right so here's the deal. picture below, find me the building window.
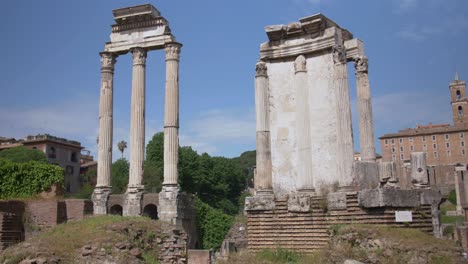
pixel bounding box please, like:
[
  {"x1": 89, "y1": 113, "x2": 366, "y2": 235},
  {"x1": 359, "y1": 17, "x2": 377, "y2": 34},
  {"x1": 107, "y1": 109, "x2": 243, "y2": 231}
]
[
  {"x1": 48, "y1": 147, "x2": 56, "y2": 159},
  {"x1": 432, "y1": 135, "x2": 436, "y2": 141},
  {"x1": 445, "y1": 134, "x2": 449, "y2": 140},
  {"x1": 385, "y1": 139, "x2": 388, "y2": 145},
  {"x1": 399, "y1": 138, "x2": 403, "y2": 144},
  {"x1": 392, "y1": 147, "x2": 396, "y2": 153},
  {"x1": 423, "y1": 144, "x2": 427, "y2": 150},
  {"x1": 409, "y1": 137, "x2": 413, "y2": 143},
  {"x1": 463, "y1": 149, "x2": 466, "y2": 156},
  {"x1": 391, "y1": 139, "x2": 395, "y2": 144},
  {"x1": 433, "y1": 143, "x2": 437, "y2": 149},
  {"x1": 392, "y1": 154, "x2": 396, "y2": 161},
  {"x1": 434, "y1": 151, "x2": 438, "y2": 158},
  {"x1": 400, "y1": 154, "x2": 404, "y2": 160},
  {"x1": 461, "y1": 133, "x2": 464, "y2": 139},
  {"x1": 446, "y1": 142, "x2": 450, "y2": 148},
  {"x1": 400, "y1": 146, "x2": 404, "y2": 152},
  {"x1": 71, "y1": 152, "x2": 78, "y2": 162},
  {"x1": 459, "y1": 106, "x2": 464, "y2": 117},
  {"x1": 422, "y1": 136, "x2": 426, "y2": 142},
  {"x1": 447, "y1": 150, "x2": 451, "y2": 157},
  {"x1": 462, "y1": 141, "x2": 465, "y2": 147},
  {"x1": 410, "y1": 145, "x2": 414, "y2": 151}
]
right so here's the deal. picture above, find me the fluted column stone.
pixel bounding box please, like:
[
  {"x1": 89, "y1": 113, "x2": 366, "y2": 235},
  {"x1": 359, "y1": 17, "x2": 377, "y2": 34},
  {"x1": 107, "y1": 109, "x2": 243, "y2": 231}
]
[
  {"x1": 294, "y1": 55, "x2": 314, "y2": 192},
  {"x1": 410, "y1": 152, "x2": 429, "y2": 188},
  {"x1": 332, "y1": 45, "x2": 355, "y2": 189},
  {"x1": 254, "y1": 61, "x2": 273, "y2": 194},
  {"x1": 124, "y1": 47, "x2": 147, "y2": 216},
  {"x1": 163, "y1": 42, "x2": 182, "y2": 186},
  {"x1": 354, "y1": 56, "x2": 376, "y2": 161},
  {"x1": 92, "y1": 52, "x2": 116, "y2": 215}
]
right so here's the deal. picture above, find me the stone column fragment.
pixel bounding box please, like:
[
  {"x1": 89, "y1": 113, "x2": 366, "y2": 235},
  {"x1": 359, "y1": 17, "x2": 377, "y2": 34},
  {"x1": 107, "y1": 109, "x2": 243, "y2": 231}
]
[
  {"x1": 379, "y1": 161, "x2": 398, "y2": 188},
  {"x1": 332, "y1": 45, "x2": 355, "y2": 189},
  {"x1": 410, "y1": 152, "x2": 429, "y2": 188},
  {"x1": 92, "y1": 52, "x2": 116, "y2": 215},
  {"x1": 163, "y1": 42, "x2": 182, "y2": 186},
  {"x1": 294, "y1": 55, "x2": 314, "y2": 192},
  {"x1": 454, "y1": 167, "x2": 465, "y2": 215},
  {"x1": 124, "y1": 47, "x2": 147, "y2": 216},
  {"x1": 354, "y1": 56, "x2": 376, "y2": 161},
  {"x1": 254, "y1": 61, "x2": 273, "y2": 194}
]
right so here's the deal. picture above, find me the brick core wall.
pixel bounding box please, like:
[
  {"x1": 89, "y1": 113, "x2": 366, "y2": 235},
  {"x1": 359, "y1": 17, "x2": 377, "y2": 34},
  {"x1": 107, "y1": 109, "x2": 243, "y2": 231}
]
[{"x1": 247, "y1": 193, "x2": 434, "y2": 253}]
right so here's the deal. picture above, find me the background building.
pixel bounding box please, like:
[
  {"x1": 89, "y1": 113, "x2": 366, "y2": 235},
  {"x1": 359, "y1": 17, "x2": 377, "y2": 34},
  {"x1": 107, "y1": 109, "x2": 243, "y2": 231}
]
[
  {"x1": 0, "y1": 134, "x2": 82, "y2": 193},
  {"x1": 380, "y1": 74, "x2": 468, "y2": 186}
]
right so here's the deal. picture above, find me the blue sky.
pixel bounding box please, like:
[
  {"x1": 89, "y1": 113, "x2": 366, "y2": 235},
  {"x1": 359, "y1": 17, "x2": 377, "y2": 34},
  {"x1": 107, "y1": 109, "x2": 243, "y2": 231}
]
[{"x1": 1, "y1": 0, "x2": 467, "y2": 159}]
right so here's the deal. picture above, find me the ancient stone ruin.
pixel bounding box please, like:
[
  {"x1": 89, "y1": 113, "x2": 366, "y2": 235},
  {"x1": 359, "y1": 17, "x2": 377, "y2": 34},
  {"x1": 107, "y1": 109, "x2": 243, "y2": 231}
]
[
  {"x1": 91, "y1": 4, "x2": 193, "y2": 232},
  {"x1": 246, "y1": 14, "x2": 442, "y2": 252}
]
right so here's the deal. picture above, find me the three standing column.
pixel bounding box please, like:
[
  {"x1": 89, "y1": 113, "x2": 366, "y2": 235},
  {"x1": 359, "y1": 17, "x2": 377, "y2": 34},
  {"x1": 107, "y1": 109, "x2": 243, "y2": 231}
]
[
  {"x1": 294, "y1": 55, "x2": 314, "y2": 192},
  {"x1": 163, "y1": 42, "x2": 182, "y2": 186},
  {"x1": 354, "y1": 56, "x2": 376, "y2": 161},
  {"x1": 124, "y1": 47, "x2": 147, "y2": 216},
  {"x1": 92, "y1": 52, "x2": 117, "y2": 215},
  {"x1": 254, "y1": 61, "x2": 273, "y2": 194},
  {"x1": 332, "y1": 45, "x2": 355, "y2": 189}
]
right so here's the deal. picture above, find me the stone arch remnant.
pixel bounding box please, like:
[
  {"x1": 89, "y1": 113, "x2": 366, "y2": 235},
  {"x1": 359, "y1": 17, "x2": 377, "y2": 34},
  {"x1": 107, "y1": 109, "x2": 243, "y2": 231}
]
[{"x1": 91, "y1": 4, "x2": 182, "y2": 222}]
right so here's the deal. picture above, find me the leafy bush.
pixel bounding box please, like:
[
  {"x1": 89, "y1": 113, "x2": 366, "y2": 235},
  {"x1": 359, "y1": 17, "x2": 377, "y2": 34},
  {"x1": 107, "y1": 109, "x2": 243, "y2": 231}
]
[
  {"x1": 0, "y1": 146, "x2": 48, "y2": 163},
  {"x1": 194, "y1": 198, "x2": 233, "y2": 249},
  {"x1": 0, "y1": 159, "x2": 64, "y2": 199},
  {"x1": 448, "y1": 189, "x2": 457, "y2": 205}
]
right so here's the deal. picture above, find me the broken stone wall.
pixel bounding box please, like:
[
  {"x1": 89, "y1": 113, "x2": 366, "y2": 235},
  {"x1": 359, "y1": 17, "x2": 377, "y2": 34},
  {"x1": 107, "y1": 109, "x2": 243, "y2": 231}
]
[{"x1": 247, "y1": 192, "x2": 436, "y2": 253}]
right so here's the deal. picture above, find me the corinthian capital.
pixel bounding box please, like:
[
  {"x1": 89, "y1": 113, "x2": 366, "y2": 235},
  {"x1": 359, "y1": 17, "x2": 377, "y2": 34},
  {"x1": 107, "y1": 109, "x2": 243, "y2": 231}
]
[
  {"x1": 294, "y1": 55, "x2": 307, "y2": 73},
  {"x1": 131, "y1": 47, "x2": 147, "y2": 66},
  {"x1": 255, "y1": 61, "x2": 268, "y2": 77},
  {"x1": 165, "y1": 42, "x2": 182, "y2": 61},
  {"x1": 353, "y1": 56, "x2": 368, "y2": 74},
  {"x1": 100, "y1": 52, "x2": 117, "y2": 69},
  {"x1": 332, "y1": 45, "x2": 346, "y2": 65}
]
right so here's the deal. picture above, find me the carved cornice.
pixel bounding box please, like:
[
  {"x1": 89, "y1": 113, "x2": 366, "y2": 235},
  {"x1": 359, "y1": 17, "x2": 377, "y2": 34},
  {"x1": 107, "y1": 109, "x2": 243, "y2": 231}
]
[
  {"x1": 332, "y1": 45, "x2": 346, "y2": 65},
  {"x1": 294, "y1": 55, "x2": 307, "y2": 73},
  {"x1": 99, "y1": 52, "x2": 117, "y2": 69},
  {"x1": 131, "y1": 47, "x2": 147, "y2": 66},
  {"x1": 354, "y1": 56, "x2": 368, "y2": 74},
  {"x1": 165, "y1": 42, "x2": 182, "y2": 61},
  {"x1": 255, "y1": 61, "x2": 268, "y2": 77}
]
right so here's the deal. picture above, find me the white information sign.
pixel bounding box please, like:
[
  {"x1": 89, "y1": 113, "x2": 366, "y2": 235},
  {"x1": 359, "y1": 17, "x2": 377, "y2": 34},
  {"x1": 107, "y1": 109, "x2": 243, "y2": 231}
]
[{"x1": 395, "y1": 211, "x2": 413, "y2": 222}]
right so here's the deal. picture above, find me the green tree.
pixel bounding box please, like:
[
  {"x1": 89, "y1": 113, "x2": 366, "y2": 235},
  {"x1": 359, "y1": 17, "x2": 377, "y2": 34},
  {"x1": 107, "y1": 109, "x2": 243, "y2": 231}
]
[
  {"x1": 0, "y1": 146, "x2": 48, "y2": 163},
  {"x1": 117, "y1": 140, "x2": 127, "y2": 159},
  {"x1": 144, "y1": 132, "x2": 165, "y2": 192},
  {"x1": 111, "y1": 158, "x2": 129, "y2": 193}
]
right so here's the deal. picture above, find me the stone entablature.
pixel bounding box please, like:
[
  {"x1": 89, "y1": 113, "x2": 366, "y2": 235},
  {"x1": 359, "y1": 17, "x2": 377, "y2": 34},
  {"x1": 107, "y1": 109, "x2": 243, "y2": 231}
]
[{"x1": 105, "y1": 4, "x2": 175, "y2": 54}]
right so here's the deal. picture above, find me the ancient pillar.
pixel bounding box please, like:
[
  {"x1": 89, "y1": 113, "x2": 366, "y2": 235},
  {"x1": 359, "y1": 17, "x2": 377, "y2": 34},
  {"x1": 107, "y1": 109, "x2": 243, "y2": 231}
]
[
  {"x1": 379, "y1": 161, "x2": 398, "y2": 188},
  {"x1": 332, "y1": 45, "x2": 355, "y2": 189},
  {"x1": 354, "y1": 56, "x2": 376, "y2": 161},
  {"x1": 163, "y1": 42, "x2": 182, "y2": 186},
  {"x1": 410, "y1": 152, "x2": 429, "y2": 188},
  {"x1": 124, "y1": 47, "x2": 147, "y2": 216},
  {"x1": 454, "y1": 168, "x2": 465, "y2": 215},
  {"x1": 254, "y1": 61, "x2": 273, "y2": 194},
  {"x1": 294, "y1": 55, "x2": 314, "y2": 192},
  {"x1": 92, "y1": 52, "x2": 117, "y2": 215}
]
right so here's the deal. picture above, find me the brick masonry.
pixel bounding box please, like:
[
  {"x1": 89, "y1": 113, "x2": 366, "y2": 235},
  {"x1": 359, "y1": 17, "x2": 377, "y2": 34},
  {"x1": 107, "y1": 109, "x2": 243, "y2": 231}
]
[{"x1": 247, "y1": 193, "x2": 434, "y2": 253}]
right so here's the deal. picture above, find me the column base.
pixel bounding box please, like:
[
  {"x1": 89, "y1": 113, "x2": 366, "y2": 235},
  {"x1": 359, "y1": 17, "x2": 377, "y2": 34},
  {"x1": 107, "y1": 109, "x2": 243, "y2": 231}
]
[
  {"x1": 91, "y1": 186, "x2": 112, "y2": 215},
  {"x1": 338, "y1": 185, "x2": 357, "y2": 193},
  {"x1": 256, "y1": 189, "x2": 274, "y2": 196},
  {"x1": 158, "y1": 185, "x2": 181, "y2": 228},
  {"x1": 123, "y1": 186, "x2": 145, "y2": 216}
]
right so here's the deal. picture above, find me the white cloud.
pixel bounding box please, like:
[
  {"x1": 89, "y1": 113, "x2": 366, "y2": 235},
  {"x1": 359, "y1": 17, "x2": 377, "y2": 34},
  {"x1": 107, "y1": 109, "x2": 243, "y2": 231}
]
[
  {"x1": 397, "y1": 25, "x2": 426, "y2": 41},
  {"x1": 179, "y1": 108, "x2": 256, "y2": 156},
  {"x1": 372, "y1": 91, "x2": 451, "y2": 132}
]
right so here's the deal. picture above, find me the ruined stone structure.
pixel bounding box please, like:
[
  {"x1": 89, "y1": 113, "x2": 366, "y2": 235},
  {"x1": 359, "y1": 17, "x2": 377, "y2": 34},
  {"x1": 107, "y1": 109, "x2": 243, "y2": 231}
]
[
  {"x1": 92, "y1": 4, "x2": 184, "y2": 223},
  {"x1": 246, "y1": 14, "x2": 442, "y2": 252}
]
